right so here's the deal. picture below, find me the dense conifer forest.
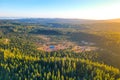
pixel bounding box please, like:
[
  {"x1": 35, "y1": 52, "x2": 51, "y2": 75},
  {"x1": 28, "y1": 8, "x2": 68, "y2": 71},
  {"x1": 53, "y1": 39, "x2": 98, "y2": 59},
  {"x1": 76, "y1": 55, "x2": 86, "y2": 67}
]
[{"x1": 0, "y1": 19, "x2": 120, "y2": 80}]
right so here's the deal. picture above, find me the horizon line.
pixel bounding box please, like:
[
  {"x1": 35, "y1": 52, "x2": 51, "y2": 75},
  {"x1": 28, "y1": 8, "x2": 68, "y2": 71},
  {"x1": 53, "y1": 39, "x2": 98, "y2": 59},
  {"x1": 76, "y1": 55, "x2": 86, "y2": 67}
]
[{"x1": 0, "y1": 16, "x2": 120, "y2": 20}]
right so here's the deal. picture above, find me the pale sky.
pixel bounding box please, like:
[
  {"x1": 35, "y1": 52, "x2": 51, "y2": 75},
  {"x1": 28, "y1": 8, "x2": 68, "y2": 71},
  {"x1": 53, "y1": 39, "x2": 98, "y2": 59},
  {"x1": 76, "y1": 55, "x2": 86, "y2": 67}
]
[{"x1": 0, "y1": 0, "x2": 120, "y2": 20}]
